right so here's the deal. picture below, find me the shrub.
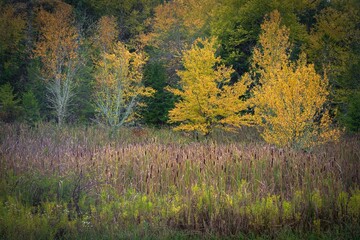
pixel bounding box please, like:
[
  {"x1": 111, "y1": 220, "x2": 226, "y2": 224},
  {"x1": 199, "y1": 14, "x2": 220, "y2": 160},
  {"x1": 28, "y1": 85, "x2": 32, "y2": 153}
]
[
  {"x1": 0, "y1": 83, "x2": 22, "y2": 122},
  {"x1": 22, "y1": 90, "x2": 41, "y2": 125}
]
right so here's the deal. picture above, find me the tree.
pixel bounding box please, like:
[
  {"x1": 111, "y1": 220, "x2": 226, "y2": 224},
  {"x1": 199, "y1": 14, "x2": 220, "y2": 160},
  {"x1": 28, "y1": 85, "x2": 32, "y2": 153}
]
[
  {"x1": 82, "y1": 0, "x2": 161, "y2": 40},
  {"x1": 167, "y1": 37, "x2": 251, "y2": 136},
  {"x1": 307, "y1": 0, "x2": 360, "y2": 131},
  {"x1": 22, "y1": 90, "x2": 41, "y2": 125},
  {"x1": 308, "y1": 0, "x2": 359, "y2": 82},
  {"x1": 93, "y1": 15, "x2": 119, "y2": 53},
  {"x1": 0, "y1": 3, "x2": 26, "y2": 87},
  {"x1": 137, "y1": 0, "x2": 216, "y2": 77},
  {"x1": 33, "y1": 0, "x2": 80, "y2": 126},
  {"x1": 0, "y1": 83, "x2": 22, "y2": 123},
  {"x1": 139, "y1": 0, "x2": 216, "y2": 81},
  {"x1": 247, "y1": 11, "x2": 340, "y2": 148},
  {"x1": 93, "y1": 16, "x2": 154, "y2": 129},
  {"x1": 210, "y1": 0, "x2": 319, "y2": 78},
  {"x1": 141, "y1": 62, "x2": 175, "y2": 126},
  {"x1": 94, "y1": 41, "x2": 154, "y2": 129},
  {"x1": 342, "y1": 90, "x2": 360, "y2": 132}
]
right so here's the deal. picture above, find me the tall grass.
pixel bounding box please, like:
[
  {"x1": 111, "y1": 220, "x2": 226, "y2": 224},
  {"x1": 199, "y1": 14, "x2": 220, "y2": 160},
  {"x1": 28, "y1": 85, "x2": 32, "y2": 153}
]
[{"x1": 0, "y1": 123, "x2": 359, "y2": 239}]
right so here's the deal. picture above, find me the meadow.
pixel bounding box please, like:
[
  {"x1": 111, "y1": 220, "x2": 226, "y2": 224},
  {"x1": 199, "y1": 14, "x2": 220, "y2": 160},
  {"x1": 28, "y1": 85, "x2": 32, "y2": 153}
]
[{"x1": 0, "y1": 123, "x2": 359, "y2": 239}]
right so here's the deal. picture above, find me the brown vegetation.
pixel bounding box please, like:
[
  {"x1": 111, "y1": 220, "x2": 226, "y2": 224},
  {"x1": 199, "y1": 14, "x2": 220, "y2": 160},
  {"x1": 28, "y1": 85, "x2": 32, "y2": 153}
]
[{"x1": 0, "y1": 124, "x2": 359, "y2": 236}]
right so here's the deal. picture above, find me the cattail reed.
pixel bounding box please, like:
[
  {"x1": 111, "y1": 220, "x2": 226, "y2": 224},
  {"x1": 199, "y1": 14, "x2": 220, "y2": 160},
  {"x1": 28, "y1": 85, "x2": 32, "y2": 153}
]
[{"x1": 1, "y1": 124, "x2": 359, "y2": 237}]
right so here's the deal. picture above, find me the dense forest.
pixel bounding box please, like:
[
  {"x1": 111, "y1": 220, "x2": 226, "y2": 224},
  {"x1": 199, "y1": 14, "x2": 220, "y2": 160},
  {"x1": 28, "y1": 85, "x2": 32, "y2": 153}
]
[
  {"x1": 1, "y1": 0, "x2": 359, "y2": 136},
  {"x1": 1, "y1": 0, "x2": 360, "y2": 239}
]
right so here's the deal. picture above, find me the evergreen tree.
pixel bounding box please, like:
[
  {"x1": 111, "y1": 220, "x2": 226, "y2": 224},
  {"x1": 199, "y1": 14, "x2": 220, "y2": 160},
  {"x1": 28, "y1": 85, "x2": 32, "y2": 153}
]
[{"x1": 141, "y1": 62, "x2": 174, "y2": 126}]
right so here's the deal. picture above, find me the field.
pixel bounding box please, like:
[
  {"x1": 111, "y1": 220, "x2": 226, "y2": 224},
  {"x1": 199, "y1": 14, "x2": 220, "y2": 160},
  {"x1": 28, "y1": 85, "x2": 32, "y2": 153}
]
[{"x1": 0, "y1": 123, "x2": 360, "y2": 239}]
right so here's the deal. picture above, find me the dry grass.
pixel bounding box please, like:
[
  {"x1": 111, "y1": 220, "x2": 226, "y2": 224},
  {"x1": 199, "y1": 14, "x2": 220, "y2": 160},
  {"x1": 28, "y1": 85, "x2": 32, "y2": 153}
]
[{"x1": 0, "y1": 123, "x2": 359, "y2": 237}]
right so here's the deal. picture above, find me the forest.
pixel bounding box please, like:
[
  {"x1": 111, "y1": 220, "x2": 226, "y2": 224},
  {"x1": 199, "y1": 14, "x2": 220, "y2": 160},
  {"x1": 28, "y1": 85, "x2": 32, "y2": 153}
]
[{"x1": 0, "y1": 0, "x2": 360, "y2": 239}]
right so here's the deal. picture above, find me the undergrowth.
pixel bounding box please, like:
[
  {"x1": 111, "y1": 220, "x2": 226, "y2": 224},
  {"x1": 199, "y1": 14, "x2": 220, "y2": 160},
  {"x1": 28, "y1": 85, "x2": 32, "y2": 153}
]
[{"x1": 0, "y1": 123, "x2": 359, "y2": 239}]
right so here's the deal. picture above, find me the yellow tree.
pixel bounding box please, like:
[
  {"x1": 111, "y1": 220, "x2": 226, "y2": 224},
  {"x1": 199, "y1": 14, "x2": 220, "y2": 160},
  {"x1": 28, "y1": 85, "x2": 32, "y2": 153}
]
[
  {"x1": 247, "y1": 10, "x2": 340, "y2": 148},
  {"x1": 168, "y1": 37, "x2": 251, "y2": 136},
  {"x1": 93, "y1": 15, "x2": 119, "y2": 53},
  {"x1": 33, "y1": 0, "x2": 80, "y2": 126},
  {"x1": 138, "y1": 0, "x2": 217, "y2": 80},
  {"x1": 94, "y1": 17, "x2": 154, "y2": 128}
]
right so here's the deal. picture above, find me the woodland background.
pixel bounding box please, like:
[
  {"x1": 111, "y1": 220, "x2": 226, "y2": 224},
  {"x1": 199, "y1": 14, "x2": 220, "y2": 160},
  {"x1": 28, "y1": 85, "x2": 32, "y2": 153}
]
[{"x1": 0, "y1": 0, "x2": 359, "y2": 133}]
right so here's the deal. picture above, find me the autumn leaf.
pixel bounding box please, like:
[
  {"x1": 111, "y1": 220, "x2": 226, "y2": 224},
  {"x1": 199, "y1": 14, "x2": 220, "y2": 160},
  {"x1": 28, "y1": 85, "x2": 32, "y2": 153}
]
[
  {"x1": 33, "y1": 0, "x2": 80, "y2": 125},
  {"x1": 94, "y1": 26, "x2": 154, "y2": 127},
  {"x1": 168, "y1": 37, "x2": 251, "y2": 136},
  {"x1": 250, "y1": 10, "x2": 340, "y2": 148}
]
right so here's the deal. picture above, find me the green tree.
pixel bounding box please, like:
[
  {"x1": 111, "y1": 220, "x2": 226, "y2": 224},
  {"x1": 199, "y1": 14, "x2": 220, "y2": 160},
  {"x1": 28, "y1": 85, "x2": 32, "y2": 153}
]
[
  {"x1": 0, "y1": 83, "x2": 22, "y2": 123},
  {"x1": 0, "y1": 3, "x2": 26, "y2": 87},
  {"x1": 22, "y1": 90, "x2": 41, "y2": 125},
  {"x1": 141, "y1": 62, "x2": 174, "y2": 126},
  {"x1": 82, "y1": 0, "x2": 161, "y2": 40},
  {"x1": 210, "y1": 0, "x2": 319, "y2": 77},
  {"x1": 307, "y1": 0, "x2": 360, "y2": 131},
  {"x1": 139, "y1": 0, "x2": 216, "y2": 81},
  {"x1": 340, "y1": 91, "x2": 360, "y2": 132}
]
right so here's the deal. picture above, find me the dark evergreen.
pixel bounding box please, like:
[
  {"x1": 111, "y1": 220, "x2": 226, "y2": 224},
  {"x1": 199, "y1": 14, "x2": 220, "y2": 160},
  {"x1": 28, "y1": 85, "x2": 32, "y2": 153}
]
[{"x1": 141, "y1": 62, "x2": 174, "y2": 126}]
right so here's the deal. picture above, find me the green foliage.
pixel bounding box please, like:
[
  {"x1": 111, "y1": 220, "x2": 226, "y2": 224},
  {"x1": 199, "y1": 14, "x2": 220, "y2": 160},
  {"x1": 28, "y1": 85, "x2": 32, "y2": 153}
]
[
  {"x1": 307, "y1": 0, "x2": 360, "y2": 83},
  {"x1": 13, "y1": 174, "x2": 74, "y2": 206},
  {"x1": 22, "y1": 90, "x2": 41, "y2": 125},
  {"x1": 71, "y1": 57, "x2": 96, "y2": 124},
  {"x1": 210, "y1": 0, "x2": 312, "y2": 76},
  {"x1": 306, "y1": 0, "x2": 360, "y2": 131},
  {"x1": 0, "y1": 83, "x2": 22, "y2": 122},
  {"x1": 83, "y1": 0, "x2": 161, "y2": 40},
  {"x1": 1, "y1": 177, "x2": 360, "y2": 238},
  {"x1": 348, "y1": 190, "x2": 360, "y2": 219},
  {"x1": 340, "y1": 90, "x2": 360, "y2": 132},
  {"x1": 141, "y1": 62, "x2": 174, "y2": 126},
  {"x1": 0, "y1": 3, "x2": 26, "y2": 87},
  {"x1": 25, "y1": 60, "x2": 51, "y2": 120}
]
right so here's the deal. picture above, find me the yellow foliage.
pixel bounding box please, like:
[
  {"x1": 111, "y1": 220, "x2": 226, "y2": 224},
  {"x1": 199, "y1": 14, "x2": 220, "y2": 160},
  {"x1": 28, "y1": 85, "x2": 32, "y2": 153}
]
[
  {"x1": 33, "y1": 0, "x2": 79, "y2": 82},
  {"x1": 152, "y1": 0, "x2": 216, "y2": 36},
  {"x1": 348, "y1": 190, "x2": 360, "y2": 219},
  {"x1": 249, "y1": 11, "x2": 340, "y2": 148},
  {"x1": 94, "y1": 41, "x2": 154, "y2": 127},
  {"x1": 138, "y1": 0, "x2": 218, "y2": 78},
  {"x1": 168, "y1": 37, "x2": 251, "y2": 135},
  {"x1": 248, "y1": 194, "x2": 280, "y2": 226},
  {"x1": 93, "y1": 15, "x2": 119, "y2": 53},
  {"x1": 282, "y1": 200, "x2": 293, "y2": 220}
]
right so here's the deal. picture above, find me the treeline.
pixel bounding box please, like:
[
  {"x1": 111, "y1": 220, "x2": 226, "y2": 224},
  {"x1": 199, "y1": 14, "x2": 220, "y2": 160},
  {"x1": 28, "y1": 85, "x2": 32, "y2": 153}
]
[{"x1": 0, "y1": 0, "x2": 359, "y2": 136}]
